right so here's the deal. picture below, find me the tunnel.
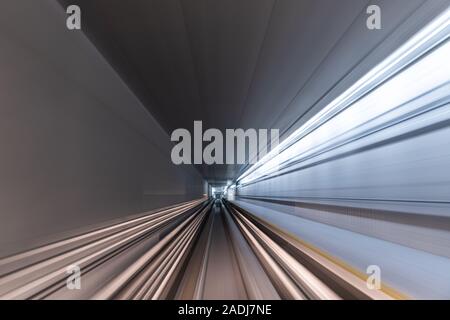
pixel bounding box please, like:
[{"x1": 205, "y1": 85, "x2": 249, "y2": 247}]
[{"x1": 0, "y1": 0, "x2": 450, "y2": 301}]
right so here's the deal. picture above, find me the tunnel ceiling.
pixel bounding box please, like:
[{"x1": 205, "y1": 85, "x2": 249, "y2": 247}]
[{"x1": 57, "y1": 0, "x2": 379, "y2": 184}]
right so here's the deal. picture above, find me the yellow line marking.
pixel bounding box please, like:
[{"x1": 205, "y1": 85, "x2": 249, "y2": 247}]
[{"x1": 237, "y1": 206, "x2": 409, "y2": 300}]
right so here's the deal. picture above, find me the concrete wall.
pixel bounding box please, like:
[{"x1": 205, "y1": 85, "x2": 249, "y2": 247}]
[{"x1": 0, "y1": 1, "x2": 204, "y2": 256}]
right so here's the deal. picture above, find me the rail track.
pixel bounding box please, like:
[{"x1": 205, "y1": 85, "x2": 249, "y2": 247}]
[{"x1": 0, "y1": 198, "x2": 396, "y2": 300}]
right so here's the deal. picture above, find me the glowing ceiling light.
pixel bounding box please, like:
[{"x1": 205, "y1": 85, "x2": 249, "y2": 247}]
[{"x1": 237, "y1": 9, "x2": 450, "y2": 186}]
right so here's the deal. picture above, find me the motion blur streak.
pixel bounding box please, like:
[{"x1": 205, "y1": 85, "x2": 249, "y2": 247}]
[
  {"x1": 238, "y1": 9, "x2": 450, "y2": 185},
  {"x1": 232, "y1": 9, "x2": 450, "y2": 299},
  {"x1": 1, "y1": 1, "x2": 450, "y2": 300},
  {"x1": 0, "y1": 199, "x2": 396, "y2": 300}
]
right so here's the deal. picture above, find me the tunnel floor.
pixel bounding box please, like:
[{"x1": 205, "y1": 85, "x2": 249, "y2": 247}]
[{"x1": 0, "y1": 198, "x2": 410, "y2": 300}]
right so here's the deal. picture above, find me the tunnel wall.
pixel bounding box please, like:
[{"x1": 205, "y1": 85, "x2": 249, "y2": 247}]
[
  {"x1": 0, "y1": 1, "x2": 204, "y2": 256},
  {"x1": 236, "y1": 1, "x2": 450, "y2": 203},
  {"x1": 234, "y1": 0, "x2": 450, "y2": 277}
]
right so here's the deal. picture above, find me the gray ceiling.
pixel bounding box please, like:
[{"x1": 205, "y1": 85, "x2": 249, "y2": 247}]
[{"x1": 58, "y1": 0, "x2": 433, "y2": 184}]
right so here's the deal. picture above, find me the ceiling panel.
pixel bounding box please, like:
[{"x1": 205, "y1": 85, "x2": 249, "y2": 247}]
[{"x1": 58, "y1": 0, "x2": 438, "y2": 184}]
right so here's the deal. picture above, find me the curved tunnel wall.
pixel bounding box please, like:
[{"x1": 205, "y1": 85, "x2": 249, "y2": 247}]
[
  {"x1": 0, "y1": 1, "x2": 205, "y2": 256},
  {"x1": 232, "y1": 3, "x2": 450, "y2": 299},
  {"x1": 233, "y1": 40, "x2": 450, "y2": 298}
]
